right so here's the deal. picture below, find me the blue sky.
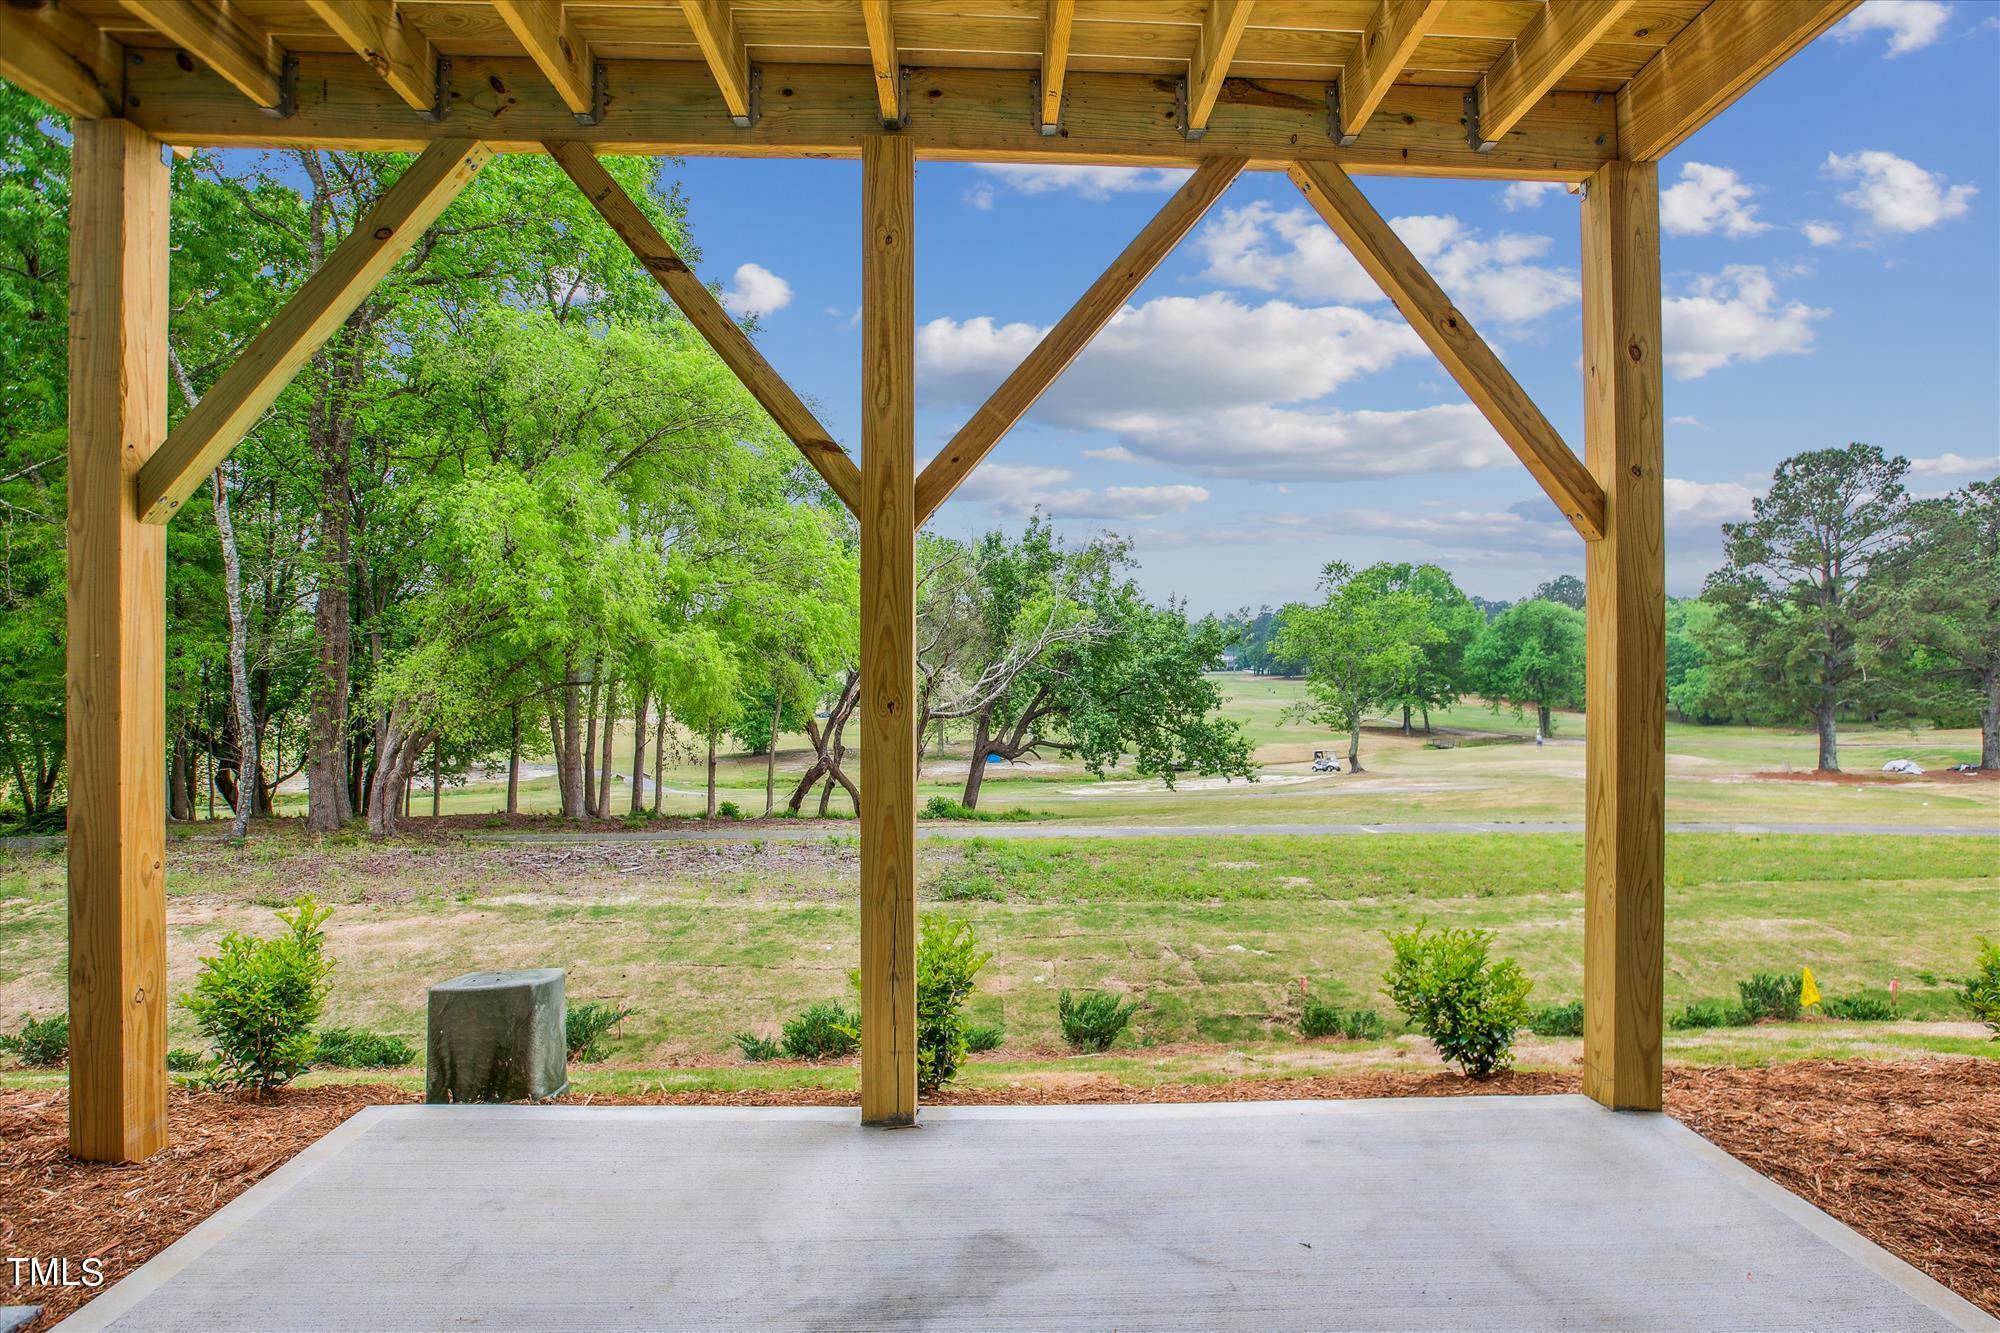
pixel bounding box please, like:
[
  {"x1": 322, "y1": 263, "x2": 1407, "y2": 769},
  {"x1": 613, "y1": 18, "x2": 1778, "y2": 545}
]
[{"x1": 664, "y1": 0, "x2": 1999, "y2": 613}]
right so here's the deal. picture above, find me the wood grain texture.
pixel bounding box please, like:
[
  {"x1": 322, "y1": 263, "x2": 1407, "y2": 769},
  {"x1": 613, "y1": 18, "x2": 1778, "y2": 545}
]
[
  {"x1": 119, "y1": 53, "x2": 1619, "y2": 179},
  {"x1": 1288, "y1": 161, "x2": 1605, "y2": 540},
  {"x1": 0, "y1": 2, "x2": 125, "y2": 120},
  {"x1": 1186, "y1": 0, "x2": 1255, "y2": 131},
  {"x1": 304, "y1": 0, "x2": 438, "y2": 113},
  {"x1": 679, "y1": 0, "x2": 754, "y2": 121},
  {"x1": 545, "y1": 140, "x2": 860, "y2": 511},
  {"x1": 492, "y1": 0, "x2": 596, "y2": 114},
  {"x1": 136, "y1": 139, "x2": 491, "y2": 525},
  {"x1": 1040, "y1": 0, "x2": 1075, "y2": 128},
  {"x1": 1581, "y1": 159, "x2": 1665, "y2": 1114},
  {"x1": 860, "y1": 0, "x2": 902, "y2": 123},
  {"x1": 859, "y1": 134, "x2": 918, "y2": 1127},
  {"x1": 1336, "y1": 0, "x2": 1444, "y2": 138},
  {"x1": 118, "y1": 0, "x2": 288, "y2": 108},
  {"x1": 67, "y1": 118, "x2": 171, "y2": 1163},
  {"x1": 1617, "y1": 0, "x2": 1857, "y2": 161},
  {"x1": 916, "y1": 155, "x2": 1246, "y2": 523},
  {"x1": 1473, "y1": 0, "x2": 1636, "y2": 148}
]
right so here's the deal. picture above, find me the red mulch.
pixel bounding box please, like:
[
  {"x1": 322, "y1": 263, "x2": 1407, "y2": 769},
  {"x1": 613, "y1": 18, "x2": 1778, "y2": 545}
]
[
  {"x1": 3, "y1": 1060, "x2": 1993, "y2": 1327},
  {"x1": 1753, "y1": 767, "x2": 1998, "y2": 785}
]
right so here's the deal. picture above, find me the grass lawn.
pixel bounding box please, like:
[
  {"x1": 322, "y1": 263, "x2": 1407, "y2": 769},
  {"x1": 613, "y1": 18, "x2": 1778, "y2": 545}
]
[{"x1": 3, "y1": 831, "x2": 1992, "y2": 1092}]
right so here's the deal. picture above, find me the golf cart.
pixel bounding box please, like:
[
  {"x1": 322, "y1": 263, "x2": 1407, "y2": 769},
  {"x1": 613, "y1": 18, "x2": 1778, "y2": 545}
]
[{"x1": 1311, "y1": 750, "x2": 1342, "y2": 774}]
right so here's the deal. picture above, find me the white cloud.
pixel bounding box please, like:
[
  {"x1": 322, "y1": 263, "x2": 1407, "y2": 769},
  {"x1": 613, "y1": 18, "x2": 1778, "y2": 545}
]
[
  {"x1": 965, "y1": 182, "x2": 997, "y2": 211},
  {"x1": 1502, "y1": 181, "x2": 1564, "y2": 211},
  {"x1": 1663, "y1": 478, "x2": 1757, "y2": 527},
  {"x1": 1824, "y1": 150, "x2": 1977, "y2": 233},
  {"x1": 1083, "y1": 445, "x2": 1139, "y2": 463},
  {"x1": 950, "y1": 462, "x2": 1209, "y2": 519},
  {"x1": 1802, "y1": 220, "x2": 1844, "y2": 247},
  {"x1": 1834, "y1": 0, "x2": 1950, "y2": 55},
  {"x1": 719, "y1": 262, "x2": 792, "y2": 318},
  {"x1": 971, "y1": 164, "x2": 1191, "y2": 203},
  {"x1": 1661, "y1": 162, "x2": 1771, "y2": 237},
  {"x1": 1197, "y1": 202, "x2": 1577, "y2": 324},
  {"x1": 1662, "y1": 265, "x2": 1827, "y2": 379},
  {"x1": 1669, "y1": 415, "x2": 1705, "y2": 428},
  {"x1": 1907, "y1": 452, "x2": 1998, "y2": 478}
]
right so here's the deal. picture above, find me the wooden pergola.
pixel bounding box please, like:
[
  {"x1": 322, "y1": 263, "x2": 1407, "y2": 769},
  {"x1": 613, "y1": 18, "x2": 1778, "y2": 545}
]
[{"x1": 5, "y1": 0, "x2": 1855, "y2": 1159}]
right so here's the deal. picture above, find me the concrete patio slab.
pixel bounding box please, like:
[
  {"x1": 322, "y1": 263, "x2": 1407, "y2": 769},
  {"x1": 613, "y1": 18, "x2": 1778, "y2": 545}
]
[{"x1": 62, "y1": 1096, "x2": 1992, "y2": 1331}]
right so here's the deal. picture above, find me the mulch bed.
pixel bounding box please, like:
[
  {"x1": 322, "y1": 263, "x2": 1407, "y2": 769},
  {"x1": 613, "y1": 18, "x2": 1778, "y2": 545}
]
[
  {"x1": 3, "y1": 1059, "x2": 1993, "y2": 1327},
  {"x1": 1752, "y1": 767, "x2": 1998, "y2": 785}
]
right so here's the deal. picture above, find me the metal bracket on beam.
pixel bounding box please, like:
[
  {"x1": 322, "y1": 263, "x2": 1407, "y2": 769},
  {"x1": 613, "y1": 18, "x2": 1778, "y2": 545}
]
[
  {"x1": 1176, "y1": 76, "x2": 1203, "y2": 141},
  {"x1": 428, "y1": 55, "x2": 452, "y2": 123},
  {"x1": 734, "y1": 66, "x2": 760, "y2": 129},
  {"x1": 1326, "y1": 83, "x2": 1357, "y2": 147},
  {"x1": 266, "y1": 53, "x2": 299, "y2": 120},
  {"x1": 1464, "y1": 89, "x2": 1497, "y2": 153},
  {"x1": 1029, "y1": 74, "x2": 1065, "y2": 136},
  {"x1": 574, "y1": 60, "x2": 609, "y2": 127}
]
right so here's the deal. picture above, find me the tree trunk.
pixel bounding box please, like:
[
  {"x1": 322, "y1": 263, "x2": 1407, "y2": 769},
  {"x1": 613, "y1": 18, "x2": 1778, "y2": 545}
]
[
  {"x1": 1421, "y1": 705, "x2": 1432, "y2": 734},
  {"x1": 817, "y1": 775, "x2": 835, "y2": 817},
  {"x1": 1815, "y1": 703, "x2": 1840, "y2": 772},
  {"x1": 651, "y1": 714, "x2": 666, "y2": 816},
  {"x1": 1401, "y1": 704, "x2": 1412, "y2": 735},
  {"x1": 169, "y1": 734, "x2": 191, "y2": 822},
  {"x1": 506, "y1": 708, "x2": 521, "y2": 815},
  {"x1": 212, "y1": 469, "x2": 258, "y2": 840},
  {"x1": 764, "y1": 691, "x2": 781, "y2": 816},
  {"x1": 597, "y1": 678, "x2": 617, "y2": 817},
  {"x1": 706, "y1": 733, "x2": 719, "y2": 818},
  {"x1": 305, "y1": 423, "x2": 353, "y2": 832},
  {"x1": 630, "y1": 688, "x2": 650, "y2": 815},
  {"x1": 430, "y1": 739, "x2": 441, "y2": 817},
  {"x1": 1983, "y1": 670, "x2": 2000, "y2": 770},
  {"x1": 1347, "y1": 717, "x2": 1364, "y2": 774},
  {"x1": 1538, "y1": 703, "x2": 1553, "y2": 739},
  {"x1": 582, "y1": 671, "x2": 601, "y2": 819},
  {"x1": 561, "y1": 668, "x2": 586, "y2": 818},
  {"x1": 960, "y1": 713, "x2": 992, "y2": 809}
]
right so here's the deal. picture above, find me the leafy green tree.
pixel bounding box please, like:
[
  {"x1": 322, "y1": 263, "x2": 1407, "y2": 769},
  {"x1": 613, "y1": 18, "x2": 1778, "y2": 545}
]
[
  {"x1": 1275, "y1": 562, "x2": 1442, "y2": 772},
  {"x1": 1352, "y1": 563, "x2": 1483, "y2": 732},
  {"x1": 1532, "y1": 574, "x2": 1586, "y2": 610},
  {"x1": 1465, "y1": 599, "x2": 1586, "y2": 737},
  {"x1": 1704, "y1": 444, "x2": 1911, "y2": 771},
  {"x1": 1885, "y1": 480, "x2": 2000, "y2": 766}
]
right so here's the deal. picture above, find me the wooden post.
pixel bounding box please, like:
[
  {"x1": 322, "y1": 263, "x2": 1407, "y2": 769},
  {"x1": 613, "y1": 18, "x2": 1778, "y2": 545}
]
[
  {"x1": 858, "y1": 133, "x2": 918, "y2": 1127},
  {"x1": 67, "y1": 119, "x2": 171, "y2": 1162},
  {"x1": 1580, "y1": 159, "x2": 1665, "y2": 1113}
]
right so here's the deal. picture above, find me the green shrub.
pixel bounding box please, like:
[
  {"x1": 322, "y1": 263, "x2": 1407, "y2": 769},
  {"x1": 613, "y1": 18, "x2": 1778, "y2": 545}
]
[
  {"x1": 313, "y1": 1027, "x2": 416, "y2": 1068},
  {"x1": 932, "y1": 864, "x2": 1005, "y2": 902},
  {"x1": 1668, "y1": 999, "x2": 1743, "y2": 1030},
  {"x1": 1057, "y1": 988, "x2": 1137, "y2": 1052},
  {"x1": 0, "y1": 1012, "x2": 68, "y2": 1067},
  {"x1": 182, "y1": 897, "x2": 335, "y2": 1092},
  {"x1": 1737, "y1": 971, "x2": 1803, "y2": 1022},
  {"x1": 782, "y1": 1001, "x2": 860, "y2": 1060},
  {"x1": 1339, "y1": 1008, "x2": 1386, "y2": 1040},
  {"x1": 921, "y1": 796, "x2": 969, "y2": 820},
  {"x1": 717, "y1": 800, "x2": 744, "y2": 820},
  {"x1": 916, "y1": 915, "x2": 991, "y2": 1090},
  {"x1": 565, "y1": 1001, "x2": 634, "y2": 1062},
  {"x1": 1820, "y1": 994, "x2": 1896, "y2": 1022},
  {"x1": 1965, "y1": 937, "x2": 2000, "y2": 1038},
  {"x1": 734, "y1": 1032, "x2": 782, "y2": 1061},
  {"x1": 165, "y1": 1046, "x2": 207, "y2": 1073},
  {"x1": 1528, "y1": 1000, "x2": 1585, "y2": 1038},
  {"x1": 964, "y1": 1023, "x2": 1004, "y2": 1054},
  {"x1": 1299, "y1": 992, "x2": 1345, "y2": 1039},
  {"x1": 1381, "y1": 921, "x2": 1532, "y2": 1079}
]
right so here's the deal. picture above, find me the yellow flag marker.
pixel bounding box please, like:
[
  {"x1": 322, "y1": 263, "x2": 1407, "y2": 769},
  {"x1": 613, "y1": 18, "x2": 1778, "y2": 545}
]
[{"x1": 1800, "y1": 967, "x2": 1821, "y2": 1008}]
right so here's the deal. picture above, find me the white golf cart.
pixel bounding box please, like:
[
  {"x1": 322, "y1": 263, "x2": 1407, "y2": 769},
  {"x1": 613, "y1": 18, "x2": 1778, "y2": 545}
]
[{"x1": 1310, "y1": 750, "x2": 1342, "y2": 774}]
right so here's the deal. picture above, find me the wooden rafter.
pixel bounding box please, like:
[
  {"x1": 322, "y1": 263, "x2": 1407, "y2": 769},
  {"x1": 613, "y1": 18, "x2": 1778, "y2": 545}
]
[
  {"x1": 860, "y1": 0, "x2": 903, "y2": 126},
  {"x1": 679, "y1": 0, "x2": 755, "y2": 126},
  {"x1": 137, "y1": 140, "x2": 493, "y2": 525},
  {"x1": 1288, "y1": 160, "x2": 1606, "y2": 541},
  {"x1": 915, "y1": 156, "x2": 1247, "y2": 523},
  {"x1": 1619, "y1": 0, "x2": 1859, "y2": 161},
  {"x1": 303, "y1": 0, "x2": 437, "y2": 116},
  {"x1": 545, "y1": 141, "x2": 861, "y2": 514},
  {"x1": 1334, "y1": 0, "x2": 1445, "y2": 144},
  {"x1": 0, "y1": 2, "x2": 124, "y2": 121},
  {"x1": 1471, "y1": 0, "x2": 1637, "y2": 151},
  {"x1": 1184, "y1": 0, "x2": 1255, "y2": 136},
  {"x1": 117, "y1": 0, "x2": 288, "y2": 110},
  {"x1": 1039, "y1": 0, "x2": 1075, "y2": 133},
  {"x1": 492, "y1": 0, "x2": 596, "y2": 118}
]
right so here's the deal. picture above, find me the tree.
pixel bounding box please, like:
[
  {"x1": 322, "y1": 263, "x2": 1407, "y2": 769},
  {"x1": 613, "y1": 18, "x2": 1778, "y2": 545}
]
[
  {"x1": 1465, "y1": 600, "x2": 1585, "y2": 737},
  {"x1": 1352, "y1": 563, "x2": 1483, "y2": 732},
  {"x1": 1704, "y1": 444, "x2": 1911, "y2": 771},
  {"x1": 1275, "y1": 562, "x2": 1442, "y2": 773},
  {"x1": 1532, "y1": 574, "x2": 1586, "y2": 610},
  {"x1": 1888, "y1": 480, "x2": 2000, "y2": 767}
]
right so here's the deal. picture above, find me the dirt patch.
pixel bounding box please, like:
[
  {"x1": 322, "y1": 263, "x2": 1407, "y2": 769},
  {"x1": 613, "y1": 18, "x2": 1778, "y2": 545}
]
[
  {"x1": 1753, "y1": 767, "x2": 1997, "y2": 785},
  {"x1": 4, "y1": 1059, "x2": 1993, "y2": 1325}
]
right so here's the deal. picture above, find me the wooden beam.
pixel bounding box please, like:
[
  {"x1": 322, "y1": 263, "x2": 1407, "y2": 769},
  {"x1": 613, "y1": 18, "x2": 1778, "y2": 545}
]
[
  {"x1": 0, "y1": 2, "x2": 124, "y2": 121},
  {"x1": 1039, "y1": 0, "x2": 1075, "y2": 132},
  {"x1": 860, "y1": 0, "x2": 903, "y2": 126},
  {"x1": 1288, "y1": 160, "x2": 1605, "y2": 540},
  {"x1": 678, "y1": 0, "x2": 754, "y2": 125},
  {"x1": 859, "y1": 133, "x2": 918, "y2": 1128},
  {"x1": 492, "y1": 0, "x2": 596, "y2": 117},
  {"x1": 117, "y1": 0, "x2": 288, "y2": 110},
  {"x1": 136, "y1": 140, "x2": 491, "y2": 525},
  {"x1": 1471, "y1": 0, "x2": 1637, "y2": 151},
  {"x1": 1334, "y1": 0, "x2": 1445, "y2": 143},
  {"x1": 122, "y1": 55, "x2": 1620, "y2": 180},
  {"x1": 1184, "y1": 0, "x2": 1255, "y2": 135},
  {"x1": 303, "y1": 0, "x2": 437, "y2": 116},
  {"x1": 544, "y1": 141, "x2": 861, "y2": 512},
  {"x1": 1618, "y1": 0, "x2": 1857, "y2": 161},
  {"x1": 1581, "y1": 158, "x2": 1665, "y2": 1113},
  {"x1": 67, "y1": 118, "x2": 170, "y2": 1164},
  {"x1": 916, "y1": 156, "x2": 1246, "y2": 523}
]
